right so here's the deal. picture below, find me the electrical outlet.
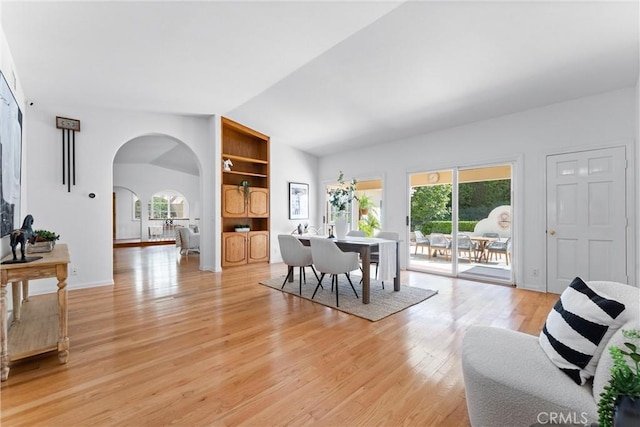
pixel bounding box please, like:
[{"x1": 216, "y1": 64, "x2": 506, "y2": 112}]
[
  {"x1": 71, "y1": 267, "x2": 78, "y2": 276},
  {"x1": 532, "y1": 269, "x2": 539, "y2": 277}
]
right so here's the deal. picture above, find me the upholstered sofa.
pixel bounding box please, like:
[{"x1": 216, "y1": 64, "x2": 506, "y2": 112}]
[
  {"x1": 462, "y1": 281, "x2": 639, "y2": 427},
  {"x1": 175, "y1": 225, "x2": 200, "y2": 255}
]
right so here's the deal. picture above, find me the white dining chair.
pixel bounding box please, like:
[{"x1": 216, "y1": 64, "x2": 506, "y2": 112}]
[
  {"x1": 309, "y1": 238, "x2": 360, "y2": 307},
  {"x1": 278, "y1": 234, "x2": 319, "y2": 295}
]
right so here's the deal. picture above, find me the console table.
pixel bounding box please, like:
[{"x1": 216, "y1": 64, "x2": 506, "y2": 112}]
[{"x1": 0, "y1": 243, "x2": 70, "y2": 381}]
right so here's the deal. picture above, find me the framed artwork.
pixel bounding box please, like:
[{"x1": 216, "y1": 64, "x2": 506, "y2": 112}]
[
  {"x1": 289, "y1": 182, "x2": 309, "y2": 220},
  {"x1": 0, "y1": 71, "x2": 23, "y2": 237}
]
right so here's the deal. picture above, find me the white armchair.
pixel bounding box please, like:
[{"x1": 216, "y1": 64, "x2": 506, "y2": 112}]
[
  {"x1": 278, "y1": 234, "x2": 318, "y2": 294},
  {"x1": 175, "y1": 225, "x2": 200, "y2": 255},
  {"x1": 309, "y1": 238, "x2": 360, "y2": 307}
]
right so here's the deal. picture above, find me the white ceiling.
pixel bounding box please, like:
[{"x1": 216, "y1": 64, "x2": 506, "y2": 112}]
[{"x1": 2, "y1": 1, "x2": 638, "y2": 174}]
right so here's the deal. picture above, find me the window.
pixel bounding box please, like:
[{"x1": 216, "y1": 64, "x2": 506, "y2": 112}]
[
  {"x1": 133, "y1": 194, "x2": 141, "y2": 220},
  {"x1": 148, "y1": 191, "x2": 188, "y2": 219}
]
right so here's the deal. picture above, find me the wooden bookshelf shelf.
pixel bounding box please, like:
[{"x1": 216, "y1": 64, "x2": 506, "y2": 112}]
[
  {"x1": 223, "y1": 170, "x2": 268, "y2": 178},
  {"x1": 222, "y1": 153, "x2": 269, "y2": 165}
]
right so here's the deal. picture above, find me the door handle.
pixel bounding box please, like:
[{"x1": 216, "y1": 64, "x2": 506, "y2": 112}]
[{"x1": 549, "y1": 230, "x2": 556, "y2": 236}]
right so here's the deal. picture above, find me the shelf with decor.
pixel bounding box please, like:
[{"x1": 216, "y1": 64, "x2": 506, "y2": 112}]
[{"x1": 221, "y1": 117, "x2": 270, "y2": 267}]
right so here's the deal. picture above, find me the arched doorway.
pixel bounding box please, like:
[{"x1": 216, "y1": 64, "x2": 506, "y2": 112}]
[{"x1": 113, "y1": 134, "x2": 200, "y2": 246}]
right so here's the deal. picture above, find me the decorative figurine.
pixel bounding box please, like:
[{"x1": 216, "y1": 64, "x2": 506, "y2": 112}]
[
  {"x1": 223, "y1": 159, "x2": 233, "y2": 171},
  {"x1": 9, "y1": 214, "x2": 35, "y2": 261}
]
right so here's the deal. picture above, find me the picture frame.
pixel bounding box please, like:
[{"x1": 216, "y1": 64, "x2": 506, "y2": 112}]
[
  {"x1": 288, "y1": 182, "x2": 309, "y2": 220},
  {"x1": 0, "y1": 71, "x2": 23, "y2": 237}
]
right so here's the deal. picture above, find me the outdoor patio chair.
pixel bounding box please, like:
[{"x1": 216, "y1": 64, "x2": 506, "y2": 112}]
[
  {"x1": 486, "y1": 237, "x2": 512, "y2": 265},
  {"x1": 457, "y1": 234, "x2": 479, "y2": 262},
  {"x1": 482, "y1": 232, "x2": 500, "y2": 238},
  {"x1": 413, "y1": 230, "x2": 431, "y2": 254},
  {"x1": 429, "y1": 233, "x2": 451, "y2": 259}
]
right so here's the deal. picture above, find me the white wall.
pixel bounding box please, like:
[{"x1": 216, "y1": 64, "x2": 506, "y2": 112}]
[
  {"x1": 21, "y1": 105, "x2": 215, "y2": 294},
  {"x1": 637, "y1": 76, "x2": 640, "y2": 285},
  {"x1": 113, "y1": 187, "x2": 139, "y2": 239},
  {"x1": 269, "y1": 141, "x2": 320, "y2": 263},
  {"x1": 319, "y1": 87, "x2": 638, "y2": 292}
]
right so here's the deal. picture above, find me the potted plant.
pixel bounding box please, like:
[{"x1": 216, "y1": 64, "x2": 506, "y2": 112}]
[
  {"x1": 358, "y1": 194, "x2": 374, "y2": 216},
  {"x1": 598, "y1": 329, "x2": 640, "y2": 427},
  {"x1": 328, "y1": 171, "x2": 358, "y2": 212},
  {"x1": 237, "y1": 180, "x2": 250, "y2": 205},
  {"x1": 358, "y1": 212, "x2": 381, "y2": 237},
  {"x1": 27, "y1": 229, "x2": 60, "y2": 253},
  {"x1": 327, "y1": 171, "x2": 358, "y2": 239}
]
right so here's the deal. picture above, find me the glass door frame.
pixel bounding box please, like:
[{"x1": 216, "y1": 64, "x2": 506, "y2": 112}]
[{"x1": 407, "y1": 160, "x2": 518, "y2": 286}]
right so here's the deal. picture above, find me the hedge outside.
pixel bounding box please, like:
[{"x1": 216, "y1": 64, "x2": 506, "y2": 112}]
[{"x1": 418, "y1": 221, "x2": 477, "y2": 235}]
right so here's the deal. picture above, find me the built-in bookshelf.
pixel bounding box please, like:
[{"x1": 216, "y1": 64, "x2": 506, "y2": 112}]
[{"x1": 221, "y1": 117, "x2": 270, "y2": 267}]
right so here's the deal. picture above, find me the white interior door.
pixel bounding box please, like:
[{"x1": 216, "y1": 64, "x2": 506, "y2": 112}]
[{"x1": 546, "y1": 146, "x2": 627, "y2": 294}]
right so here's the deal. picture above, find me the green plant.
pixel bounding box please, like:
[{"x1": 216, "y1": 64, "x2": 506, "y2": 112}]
[
  {"x1": 32, "y1": 229, "x2": 60, "y2": 242},
  {"x1": 598, "y1": 329, "x2": 640, "y2": 427},
  {"x1": 358, "y1": 212, "x2": 381, "y2": 237},
  {"x1": 357, "y1": 194, "x2": 374, "y2": 214},
  {"x1": 328, "y1": 171, "x2": 358, "y2": 212},
  {"x1": 237, "y1": 180, "x2": 250, "y2": 203},
  {"x1": 234, "y1": 224, "x2": 250, "y2": 229}
]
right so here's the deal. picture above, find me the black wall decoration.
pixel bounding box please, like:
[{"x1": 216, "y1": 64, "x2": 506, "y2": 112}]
[{"x1": 56, "y1": 116, "x2": 80, "y2": 192}]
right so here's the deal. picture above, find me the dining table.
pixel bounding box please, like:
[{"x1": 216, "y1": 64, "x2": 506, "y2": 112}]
[
  {"x1": 296, "y1": 235, "x2": 400, "y2": 304},
  {"x1": 469, "y1": 236, "x2": 498, "y2": 262}
]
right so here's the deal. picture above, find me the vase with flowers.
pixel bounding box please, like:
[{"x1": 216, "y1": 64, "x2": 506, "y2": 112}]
[{"x1": 328, "y1": 171, "x2": 358, "y2": 239}]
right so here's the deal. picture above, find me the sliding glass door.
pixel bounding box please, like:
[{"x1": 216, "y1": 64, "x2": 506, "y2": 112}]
[{"x1": 409, "y1": 164, "x2": 514, "y2": 284}]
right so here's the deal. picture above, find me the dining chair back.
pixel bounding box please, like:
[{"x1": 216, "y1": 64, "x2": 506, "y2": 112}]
[
  {"x1": 482, "y1": 232, "x2": 500, "y2": 238},
  {"x1": 278, "y1": 234, "x2": 318, "y2": 294},
  {"x1": 486, "y1": 237, "x2": 512, "y2": 265},
  {"x1": 413, "y1": 230, "x2": 431, "y2": 255},
  {"x1": 309, "y1": 238, "x2": 360, "y2": 307},
  {"x1": 429, "y1": 233, "x2": 451, "y2": 259},
  {"x1": 346, "y1": 230, "x2": 366, "y2": 237},
  {"x1": 457, "y1": 234, "x2": 478, "y2": 262}
]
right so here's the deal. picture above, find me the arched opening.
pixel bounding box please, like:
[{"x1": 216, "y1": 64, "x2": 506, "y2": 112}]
[{"x1": 113, "y1": 134, "x2": 200, "y2": 247}]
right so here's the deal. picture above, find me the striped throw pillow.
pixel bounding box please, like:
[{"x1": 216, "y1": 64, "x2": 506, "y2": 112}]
[{"x1": 539, "y1": 277, "x2": 626, "y2": 385}]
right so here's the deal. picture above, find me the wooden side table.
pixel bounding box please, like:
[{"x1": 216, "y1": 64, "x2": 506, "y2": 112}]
[{"x1": 0, "y1": 243, "x2": 70, "y2": 381}]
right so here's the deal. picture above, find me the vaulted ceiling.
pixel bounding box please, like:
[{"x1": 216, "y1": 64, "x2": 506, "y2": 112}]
[{"x1": 2, "y1": 1, "x2": 638, "y2": 174}]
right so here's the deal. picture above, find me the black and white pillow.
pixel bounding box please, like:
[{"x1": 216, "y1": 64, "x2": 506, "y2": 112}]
[{"x1": 539, "y1": 277, "x2": 626, "y2": 385}]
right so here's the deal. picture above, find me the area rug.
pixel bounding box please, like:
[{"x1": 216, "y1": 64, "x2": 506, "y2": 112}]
[{"x1": 259, "y1": 275, "x2": 437, "y2": 321}]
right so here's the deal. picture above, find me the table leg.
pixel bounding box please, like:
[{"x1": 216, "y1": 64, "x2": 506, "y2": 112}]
[
  {"x1": 361, "y1": 248, "x2": 371, "y2": 304},
  {"x1": 394, "y1": 241, "x2": 400, "y2": 292},
  {"x1": 56, "y1": 266, "x2": 69, "y2": 364},
  {"x1": 1, "y1": 284, "x2": 9, "y2": 381},
  {"x1": 11, "y1": 282, "x2": 21, "y2": 323},
  {"x1": 22, "y1": 280, "x2": 29, "y2": 302}
]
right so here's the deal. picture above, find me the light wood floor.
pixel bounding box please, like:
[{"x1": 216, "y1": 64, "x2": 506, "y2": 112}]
[{"x1": 1, "y1": 246, "x2": 558, "y2": 426}]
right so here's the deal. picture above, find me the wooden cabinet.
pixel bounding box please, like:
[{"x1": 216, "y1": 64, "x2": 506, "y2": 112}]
[
  {"x1": 222, "y1": 231, "x2": 269, "y2": 267},
  {"x1": 222, "y1": 185, "x2": 269, "y2": 218},
  {"x1": 248, "y1": 187, "x2": 269, "y2": 217},
  {"x1": 221, "y1": 117, "x2": 270, "y2": 268}
]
